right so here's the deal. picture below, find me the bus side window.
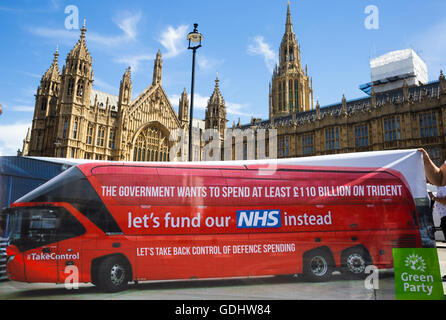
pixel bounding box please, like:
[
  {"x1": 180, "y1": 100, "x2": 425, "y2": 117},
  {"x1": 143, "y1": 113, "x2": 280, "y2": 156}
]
[{"x1": 57, "y1": 209, "x2": 86, "y2": 241}]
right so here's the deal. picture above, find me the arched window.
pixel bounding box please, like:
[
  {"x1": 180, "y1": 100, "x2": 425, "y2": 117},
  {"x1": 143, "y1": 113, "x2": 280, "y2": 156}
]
[
  {"x1": 62, "y1": 119, "x2": 68, "y2": 138},
  {"x1": 86, "y1": 125, "x2": 93, "y2": 145},
  {"x1": 109, "y1": 129, "x2": 116, "y2": 149},
  {"x1": 36, "y1": 131, "x2": 41, "y2": 150},
  {"x1": 97, "y1": 127, "x2": 105, "y2": 147},
  {"x1": 67, "y1": 78, "x2": 75, "y2": 96},
  {"x1": 294, "y1": 80, "x2": 299, "y2": 110},
  {"x1": 278, "y1": 82, "x2": 283, "y2": 111},
  {"x1": 40, "y1": 98, "x2": 47, "y2": 111},
  {"x1": 282, "y1": 81, "x2": 286, "y2": 112},
  {"x1": 73, "y1": 118, "x2": 78, "y2": 139},
  {"x1": 77, "y1": 80, "x2": 85, "y2": 97},
  {"x1": 133, "y1": 125, "x2": 169, "y2": 162},
  {"x1": 289, "y1": 47, "x2": 294, "y2": 61}
]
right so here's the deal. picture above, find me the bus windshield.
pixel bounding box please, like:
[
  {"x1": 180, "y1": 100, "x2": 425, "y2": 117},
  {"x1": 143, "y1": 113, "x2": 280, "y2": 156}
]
[
  {"x1": 15, "y1": 166, "x2": 122, "y2": 235},
  {"x1": 7, "y1": 206, "x2": 86, "y2": 252}
]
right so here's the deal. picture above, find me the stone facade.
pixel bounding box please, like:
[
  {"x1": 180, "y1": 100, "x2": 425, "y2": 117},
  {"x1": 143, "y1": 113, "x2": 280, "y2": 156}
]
[
  {"x1": 269, "y1": 3, "x2": 313, "y2": 120},
  {"x1": 234, "y1": 3, "x2": 446, "y2": 166},
  {"x1": 23, "y1": 4, "x2": 446, "y2": 165},
  {"x1": 22, "y1": 23, "x2": 213, "y2": 162}
]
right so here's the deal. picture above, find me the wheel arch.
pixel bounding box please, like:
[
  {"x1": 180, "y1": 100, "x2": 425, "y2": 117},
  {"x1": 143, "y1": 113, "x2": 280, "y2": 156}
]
[
  {"x1": 302, "y1": 246, "x2": 336, "y2": 266},
  {"x1": 340, "y1": 244, "x2": 373, "y2": 266},
  {"x1": 91, "y1": 253, "x2": 134, "y2": 284}
]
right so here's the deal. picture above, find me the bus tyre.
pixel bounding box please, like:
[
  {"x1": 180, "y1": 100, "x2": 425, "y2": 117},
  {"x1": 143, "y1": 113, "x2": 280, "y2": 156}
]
[
  {"x1": 342, "y1": 247, "x2": 370, "y2": 279},
  {"x1": 302, "y1": 250, "x2": 333, "y2": 282},
  {"x1": 96, "y1": 256, "x2": 130, "y2": 293}
]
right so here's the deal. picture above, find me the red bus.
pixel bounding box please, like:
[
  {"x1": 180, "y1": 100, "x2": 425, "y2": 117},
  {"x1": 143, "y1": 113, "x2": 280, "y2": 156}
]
[{"x1": 3, "y1": 162, "x2": 422, "y2": 292}]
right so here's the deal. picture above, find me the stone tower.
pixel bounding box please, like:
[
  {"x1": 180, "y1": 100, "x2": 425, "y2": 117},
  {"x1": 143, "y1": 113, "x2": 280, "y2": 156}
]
[
  {"x1": 205, "y1": 77, "x2": 227, "y2": 139},
  {"x1": 178, "y1": 88, "x2": 189, "y2": 127},
  {"x1": 57, "y1": 20, "x2": 94, "y2": 158},
  {"x1": 152, "y1": 50, "x2": 163, "y2": 86},
  {"x1": 28, "y1": 47, "x2": 61, "y2": 156},
  {"x1": 60, "y1": 21, "x2": 93, "y2": 107},
  {"x1": 119, "y1": 66, "x2": 132, "y2": 108},
  {"x1": 269, "y1": 2, "x2": 314, "y2": 119}
]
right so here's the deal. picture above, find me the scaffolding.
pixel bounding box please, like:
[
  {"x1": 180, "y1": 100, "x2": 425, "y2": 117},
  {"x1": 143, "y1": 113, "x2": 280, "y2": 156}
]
[{"x1": 360, "y1": 49, "x2": 428, "y2": 94}]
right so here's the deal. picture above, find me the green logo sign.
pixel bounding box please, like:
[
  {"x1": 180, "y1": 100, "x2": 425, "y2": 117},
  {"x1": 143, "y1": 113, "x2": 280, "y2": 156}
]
[{"x1": 393, "y1": 248, "x2": 444, "y2": 300}]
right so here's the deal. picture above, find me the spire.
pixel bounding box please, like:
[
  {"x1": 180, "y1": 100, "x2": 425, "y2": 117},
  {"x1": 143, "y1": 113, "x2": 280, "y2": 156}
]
[
  {"x1": 152, "y1": 49, "x2": 163, "y2": 85},
  {"x1": 342, "y1": 93, "x2": 348, "y2": 115},
  {"x1": 209, "y1": 76, "x2": 224, "y2": 104},
  {"x1": 124, "y1": 65, "x2": 131, "y2": 78},
  {"x1": 285, "y1": 1, "x2": 293, "y2": 34},
  {"x1": 215, "y1": 75, "x2": 220, "y2": 89},
  {"x1": 205, "y1": 76, "x2": 227, "y2": 136},
  {"x1": 119, "y1": 66, "x2": 132, "y2": 106},
  {"x1": 43, "y1": 46, "x2": 60, "y2": 80},
  {"x1": 67, "y1": 18, "x2": 91, "y2": 63},
  {"x1": 439, "y1": 70, "x2": 446, "y2": 94},
  {"x1": 80, "y1": 18, "x2": 87, "y2": 40},
  {"x1": 53, "y1": 45, "x2": 59, "y2": 64},
  {"x1": 178, "y1": 88, "x2": 189, "y2": 124}
]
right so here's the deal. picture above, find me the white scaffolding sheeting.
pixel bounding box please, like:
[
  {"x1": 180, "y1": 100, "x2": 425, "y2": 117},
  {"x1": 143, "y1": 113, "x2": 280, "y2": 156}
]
[{"x1": 370, "y1": 49, "x2": 428, "y2": 84}]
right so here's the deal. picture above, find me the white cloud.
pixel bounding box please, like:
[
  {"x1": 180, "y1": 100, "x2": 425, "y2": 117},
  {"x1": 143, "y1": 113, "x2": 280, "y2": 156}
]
[
  {"x1": 114, "y1": 54, "x2": 154, "y2": 72},
  {"x1": 115, "y1": 11, "x2": 142, "y2": 40},
  {"x1": 170, "y1": 92, "x2": 208, "y2": 111},
  {"x1": 2, "y1": 102, "x2": 34, "y2": 113},
  {"x1": 29, "y1": 27, "x2": 78, "y2": 45},
  {"x1": 0, "y1": 6, "x2": 21, "y2": 12},
  {"x1": 29, "y1": 11, "x2": 143, "y2": 48},
  {"x1": 20, "y1": 71, "x2": 42, "y2": 79},
  {"x1": 248, "y1": 36, "x2": 278, "y2": 72},
  {"x1": 0, "y1": 122, "x2": 30, "y2": 156},
  {"x1": 170, "y1": 93, "x2": 251, "y2": 118},
  {"x1": 49, "y1": 0, "x2": 60, "y2": 11},
  {"x1": 159, "y1": 25, "x2": 189, "y2": 58},
  {"x1": 413, "y1": 19, "x2": 446, "y2": 76},
  {"x1": 93, "y1": 77, "x2": 118, "y2": 94},
  {"x1": 10, "y1": 106, "x2": 34, "y2": 112},
  {"x1": 226, "y1": 102, "x2": 251, "y2": 117},
  {"x1": 197, "y1": 55, "x2": 223, "y2": 73}
]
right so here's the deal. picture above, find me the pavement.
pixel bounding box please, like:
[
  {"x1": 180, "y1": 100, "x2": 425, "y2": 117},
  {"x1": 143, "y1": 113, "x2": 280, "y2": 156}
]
[
  {"x1": 437, "y1": 241, "x2": 446, "y2": 295},
  {"x1": 0, "y1": 243, "x2": 445, "y2": 300}
]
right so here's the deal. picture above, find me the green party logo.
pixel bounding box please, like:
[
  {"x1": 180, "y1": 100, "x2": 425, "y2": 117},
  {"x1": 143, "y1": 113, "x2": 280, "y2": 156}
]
[
  {"x1": 405, "y1": 253, "x2": 427, "y2": 272},
  {"x1": 393, "y1": 248, "x2": 444, "y2": 300}
]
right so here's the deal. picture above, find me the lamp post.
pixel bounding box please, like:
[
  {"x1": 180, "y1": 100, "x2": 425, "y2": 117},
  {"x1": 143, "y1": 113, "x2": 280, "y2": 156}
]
[{"x1": 187, "y1": 23, "x2": 203, "y2": 162}]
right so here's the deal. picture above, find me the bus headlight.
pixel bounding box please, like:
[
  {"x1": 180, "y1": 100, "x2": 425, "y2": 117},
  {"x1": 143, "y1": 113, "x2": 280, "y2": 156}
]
[{"x1": 6, "y1": 255, "x2": 15, "y2": 264}]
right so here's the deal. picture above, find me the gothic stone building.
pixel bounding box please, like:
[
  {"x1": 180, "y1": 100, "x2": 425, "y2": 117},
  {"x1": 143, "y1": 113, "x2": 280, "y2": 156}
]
[
  {"x1": 22, "y1": 22, "x2": 225, "y2": 162},
  {"x1": 23, "y1": 4, "x2": 446, "y2": 165},
  {"x1": 233, "y1": 3, "x2": 446, "y2": 167}
]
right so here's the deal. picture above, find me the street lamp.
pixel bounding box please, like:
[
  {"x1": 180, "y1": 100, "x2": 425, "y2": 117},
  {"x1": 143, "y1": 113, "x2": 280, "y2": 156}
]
[{"x1": 187, "y1": 23, "x2": 203, "y2": 162}]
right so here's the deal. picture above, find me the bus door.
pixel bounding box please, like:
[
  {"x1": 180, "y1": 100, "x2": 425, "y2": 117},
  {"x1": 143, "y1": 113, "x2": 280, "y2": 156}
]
[
  {"x1": 55, "y1": 208, "x2": 87, "y2": 284},
  {"x1": 56, "y1": 236, "x2": 84, "y2": 284},
  {"x1": 19, "y1": 207, "x2": 60, "y2": 283},
  {"x1": 18, "y1": 206, "x2": 86, "y2": 284}
]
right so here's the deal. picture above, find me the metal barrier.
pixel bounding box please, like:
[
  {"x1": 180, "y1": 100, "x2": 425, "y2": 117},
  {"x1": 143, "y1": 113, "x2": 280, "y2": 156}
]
[{"x1": 0, "y1": 238, "x2": 8, "y2": 281}]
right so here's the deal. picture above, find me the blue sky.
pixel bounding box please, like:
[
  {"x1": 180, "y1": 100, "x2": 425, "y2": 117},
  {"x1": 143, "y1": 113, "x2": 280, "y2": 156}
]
[{"x1": 1, "y1": 0, "x2": 446, "y2": 155}]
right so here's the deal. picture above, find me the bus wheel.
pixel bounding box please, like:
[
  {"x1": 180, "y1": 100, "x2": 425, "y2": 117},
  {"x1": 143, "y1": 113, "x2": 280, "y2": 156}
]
[
  {"x1": 342, "y1": 247, "x2": 370, "y2": 279},
  {"x1": 96, "y1": 256, "x2": 130, "y2": 293},
  {"x1": 303, "y1": 249, "x2": 333, "y2": 282}
]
